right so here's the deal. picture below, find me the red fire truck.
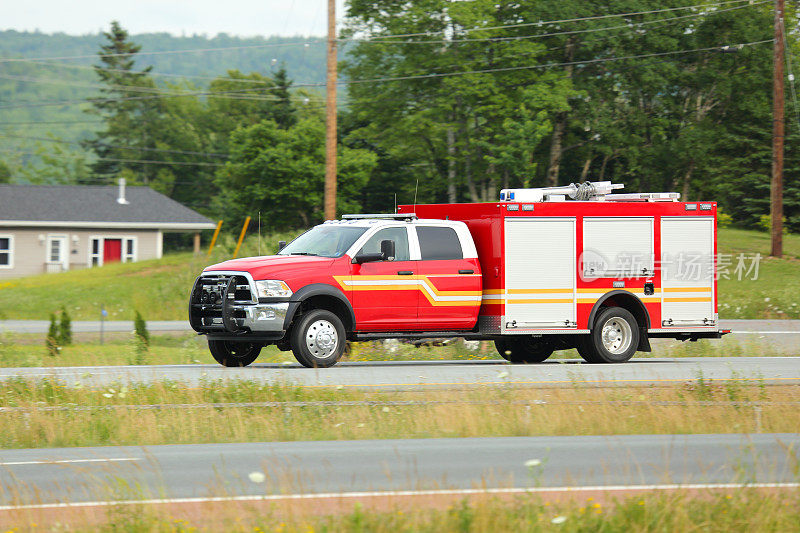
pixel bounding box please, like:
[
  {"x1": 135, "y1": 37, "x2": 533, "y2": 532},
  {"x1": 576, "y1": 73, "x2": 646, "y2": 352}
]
[{"x1": 190, "y1": 181, "x2": 727, "y2": 367}]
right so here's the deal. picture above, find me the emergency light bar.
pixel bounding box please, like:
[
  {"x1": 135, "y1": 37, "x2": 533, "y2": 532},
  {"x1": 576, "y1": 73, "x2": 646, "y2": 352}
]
[
  {"x1": 342, "y1": 213, "x2": 418, "y2": 221},
  {"x1": 500, "y1": 181, "x2": 624, "y2": 202}
]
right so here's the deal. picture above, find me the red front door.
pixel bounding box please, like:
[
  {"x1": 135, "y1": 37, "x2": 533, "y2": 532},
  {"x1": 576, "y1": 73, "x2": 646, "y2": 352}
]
[
  {"x1": 414, "y1": 225, "x2": 482, "y2": 330},
  {"x1": 103, "y1": 239, "x2": 122, "y2": 264}
]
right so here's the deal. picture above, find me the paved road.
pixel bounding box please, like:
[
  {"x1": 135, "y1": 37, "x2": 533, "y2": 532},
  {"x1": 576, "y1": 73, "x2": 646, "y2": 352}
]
[
  {"x1": 0, "y1": 318, "x2": 798, "y2": 334},
  {"x1": 0, "y1": 320, "x2": 192, "y2": 334},
  {"x1": 2, "y1": 319, "x2": 800, "y2": 353},
  {"x1": 0, "y1": 434, "x2": 797, "y2": 508},
  {"x1": 0, "y1": 356, "x2": 797, "y2": 389}
]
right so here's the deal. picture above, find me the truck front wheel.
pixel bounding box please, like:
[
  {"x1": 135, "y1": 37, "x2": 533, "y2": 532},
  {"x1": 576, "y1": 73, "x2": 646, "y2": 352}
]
[
  {"x1": 208, "y1": 340, "x2": 263, "y2": 367},
  {"x1": 290, "y1": 309, "x2": 346, "y2": 368},
  {"x1": 495, "y1": 336, "x2": 553, "y2": 363}
]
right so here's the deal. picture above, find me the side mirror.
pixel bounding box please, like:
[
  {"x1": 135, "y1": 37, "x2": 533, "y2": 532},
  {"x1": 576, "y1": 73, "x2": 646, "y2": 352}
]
[
  {"x1": 380, "y1": 239, "x2": 395, "y2": 261},
  {"x1": 352, "y1": 240, "x2": 396, "y2": 264},
  {"x1": 352, "y1": 252, "x2": 383, "y2": 264},
  {"x1": 277, "y1": 240, "x2": 287, "y2": 252}
]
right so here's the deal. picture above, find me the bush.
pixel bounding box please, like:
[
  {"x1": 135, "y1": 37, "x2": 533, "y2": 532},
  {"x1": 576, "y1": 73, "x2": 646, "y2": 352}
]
[
  {"x1": 717, "y1": 211, "x2": 733, "y2": 228},
  {"x1": 45, "y1": 313, "x2": 59, "y2": 357},
  {"x1": 133, "y1": 310, "x2": 149, "y2": 347},
  {"x1": 58, "y1": 306, "x2": 72, "y2": 345},
  {"x1": 757, "y1": 214, "x2": 789, "y2": 234}
]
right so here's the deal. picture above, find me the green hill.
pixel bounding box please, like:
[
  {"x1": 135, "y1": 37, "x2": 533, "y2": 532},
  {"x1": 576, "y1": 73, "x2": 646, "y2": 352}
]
[{"x1": 0, "y1": 30, "x2": 330, "y2": 176}]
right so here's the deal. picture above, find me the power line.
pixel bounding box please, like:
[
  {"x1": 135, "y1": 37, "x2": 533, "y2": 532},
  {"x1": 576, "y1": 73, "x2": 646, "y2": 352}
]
[
  {"x1": 346, "y1": 2, "x2": 768, "y2": 46},
  {"x1": 0, "y1": 0, "x2": 760, "y2": 66},
  {"x1": 0, "y1": 146, "x2": 225, "y2": 167},
  {"x1": 341, "y1": 0, "x2": 761, "y2": 41},
  {"x1": 0, "y1": 39, "x2": 327, "y2": 65},
  {"x1": 318, "y1": 40, "x2": 773, "y2": 86},
  {"x1": 0, "y1": 133, "x2": 228, "y2": 158}
]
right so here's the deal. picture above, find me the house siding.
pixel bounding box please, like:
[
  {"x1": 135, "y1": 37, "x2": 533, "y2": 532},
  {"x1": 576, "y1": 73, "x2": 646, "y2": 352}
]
[{"x1": 0, "y1": 227, "x2": 161, "y2": 280}]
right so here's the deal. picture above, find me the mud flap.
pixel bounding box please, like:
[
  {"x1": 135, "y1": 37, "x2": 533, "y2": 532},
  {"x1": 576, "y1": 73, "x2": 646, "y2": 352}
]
[{"x1": 637, "y1": 328, "x2": 651, "y2": 352}]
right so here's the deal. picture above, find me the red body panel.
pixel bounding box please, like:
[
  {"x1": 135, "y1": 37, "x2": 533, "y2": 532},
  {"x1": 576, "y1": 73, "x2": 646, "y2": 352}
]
[
  {"x1": 416, "y1": 258, "x2": 482, "y2": 330},
  {"x1": 350, "y1": 259, "x2": 419, "y2": 330},
  {"x1": 401, "y1": 200, "x2": 717, "y2": 332}
]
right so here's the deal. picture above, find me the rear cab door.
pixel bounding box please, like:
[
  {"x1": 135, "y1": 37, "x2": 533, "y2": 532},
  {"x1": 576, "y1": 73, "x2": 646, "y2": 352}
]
[
  {"x1": 349, "y1": 225, "x2": 419, "y2": 330},
  {"x1": 413, "y1": 223, "x2": 482, "y2": 330}
]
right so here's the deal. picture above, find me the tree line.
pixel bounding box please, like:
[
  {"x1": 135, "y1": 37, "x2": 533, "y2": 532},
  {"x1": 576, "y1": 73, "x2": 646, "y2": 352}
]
[{"x1": 3, "y1": 1, "x2": 799, "y2": 234}]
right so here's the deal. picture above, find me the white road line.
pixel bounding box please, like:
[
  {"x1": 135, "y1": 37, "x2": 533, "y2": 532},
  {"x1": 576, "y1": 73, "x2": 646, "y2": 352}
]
[
  {"x1": 1, "y1": 482, "x2": 798, "y2": 511},
  {"x1": 730, "y1": 331, "x2": 800, "y2": 334},
  {"x1": 0, "y1": 458, "x2": 139, "y2": 466}
]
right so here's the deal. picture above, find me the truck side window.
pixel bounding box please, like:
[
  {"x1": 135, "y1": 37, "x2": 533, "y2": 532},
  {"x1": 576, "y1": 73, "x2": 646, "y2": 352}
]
[
  {"x1": 417, "y1": 226, "x2": 463, "y2": 260},
  {"x1": 357, "y1": 227, "x2": 410, "y2": 261}
]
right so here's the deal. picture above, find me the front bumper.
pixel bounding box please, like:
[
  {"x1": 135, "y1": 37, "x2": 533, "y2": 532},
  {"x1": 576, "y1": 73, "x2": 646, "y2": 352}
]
[{"x1": 189, "y1": 272, "x2": 289, "y2": 335}]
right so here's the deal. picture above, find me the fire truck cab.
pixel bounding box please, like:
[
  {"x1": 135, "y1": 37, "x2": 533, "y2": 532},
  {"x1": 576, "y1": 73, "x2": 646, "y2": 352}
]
[{"x1": 190, "y1": 181, "x2": 727, "y2": 367}]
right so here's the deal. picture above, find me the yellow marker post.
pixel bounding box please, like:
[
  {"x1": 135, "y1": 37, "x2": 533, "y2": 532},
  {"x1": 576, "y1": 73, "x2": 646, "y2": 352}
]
[
  {"x1": 232, "y1": 216, "x2": 251, "y2": 258},
  {"x1": 206, "y1": 220, "x2": 223, "y2": 258}
]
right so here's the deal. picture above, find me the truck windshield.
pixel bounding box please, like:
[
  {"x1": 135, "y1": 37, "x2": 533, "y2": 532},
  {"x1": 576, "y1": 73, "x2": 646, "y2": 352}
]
[{"x1": 279, "y1": 225, "x2": 368, "y2": 258}]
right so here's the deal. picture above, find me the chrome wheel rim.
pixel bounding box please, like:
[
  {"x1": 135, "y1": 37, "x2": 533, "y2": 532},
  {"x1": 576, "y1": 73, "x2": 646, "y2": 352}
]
[
  {"x1": 305, "y1": 319, "x2": 338, "y2": 359},
  {"x1": 600, "y1": 317, "x2": 632, "y2": 354}
]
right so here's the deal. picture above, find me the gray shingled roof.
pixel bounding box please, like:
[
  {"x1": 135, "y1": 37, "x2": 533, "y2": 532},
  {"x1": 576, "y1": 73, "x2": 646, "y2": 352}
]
[{"x1": 0, "y1": 185, "x2": 215, "y2": 228}]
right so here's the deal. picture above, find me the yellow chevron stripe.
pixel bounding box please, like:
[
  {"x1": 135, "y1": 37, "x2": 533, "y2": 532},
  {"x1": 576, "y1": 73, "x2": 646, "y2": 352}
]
[
  {"x1": 577, "y1": 288, "x2": 662, "y2": 293},
  {"x1": 663, "y1": 287, "x2": 712, "y2": 293},
  {"x1": 507, "y1": 288, "x2": 571, "y2": 294},
  {"x1": 507, "y1": 298, "x2": 574, "y2": 304},
  {"x1": 333, "y1": 275, "x2": 481, "y2": 306},
  {"x1": 663, "y1": 297, "x2": 713, "y2": 302}
]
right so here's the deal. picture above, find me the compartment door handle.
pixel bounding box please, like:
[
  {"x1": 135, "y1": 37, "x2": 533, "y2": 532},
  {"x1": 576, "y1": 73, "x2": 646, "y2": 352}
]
[
  {"x1": 458, "y1": 269, "x2": 474, "y2": 274},
  {"x1": 397, "y1": 271, "x2": 414, "y2": 275}
]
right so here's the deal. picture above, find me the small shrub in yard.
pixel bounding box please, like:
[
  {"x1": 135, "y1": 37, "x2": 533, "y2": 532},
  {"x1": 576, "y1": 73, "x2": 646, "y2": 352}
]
[
  {"x1": 45, "y1": 313, "x2": 59, "y2": 357},
  {"x1": 757, "y1": 214, "x2": 789, "y2": 234},
  {"x1": 58, "y1": 305, "x2": 72, "y2": 345},
  {"x1": 717, "y1": 210, "x2": 732, "y2": 228},
  {"x1": 133, "y1": 310, "x2": 149, "y2": 347}
]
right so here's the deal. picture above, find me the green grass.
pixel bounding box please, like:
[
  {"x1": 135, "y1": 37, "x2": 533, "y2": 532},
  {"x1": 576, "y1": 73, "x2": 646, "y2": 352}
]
[
  {"x1": 0, "y1": 228, "x2": 797, "y2": 321},
  {"x1": 0, "y1": 379, "x2": 795, "y2": 449},
  {"x1": 86, "y1": 491, "x2": 800, "y2": 533}
]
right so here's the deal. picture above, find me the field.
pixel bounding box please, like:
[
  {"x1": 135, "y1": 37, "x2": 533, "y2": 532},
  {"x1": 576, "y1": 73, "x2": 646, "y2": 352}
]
[
  {"x1": 0, "y1": 379, "x2": 794, "y2": 449},
  {"x1": 0, "y1": 228, "x2": 799, "y2": 322},
  {"x1": 1, "y1": 227, "x2": 799, "y2": 532}
]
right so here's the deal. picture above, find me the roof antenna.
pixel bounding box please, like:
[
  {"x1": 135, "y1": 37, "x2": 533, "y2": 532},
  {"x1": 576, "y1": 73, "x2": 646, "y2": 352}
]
[
  {"x1": 258, "y1": 211, "x2": 261, "y2": 256},
  {"x1": 394, "y1": 192, "x2": 397, "y2": 214},
  {"x1": 413, "y1": 178, "x2": 418, "y2": 214}
]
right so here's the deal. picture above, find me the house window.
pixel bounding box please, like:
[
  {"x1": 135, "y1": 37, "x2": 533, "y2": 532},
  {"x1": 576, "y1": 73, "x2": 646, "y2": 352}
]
[
  {"x1": 123, "y1": 238, "x2": 136, "y2": 262},
  {"x1": 0, "y1": 235, "x2": 13, "y2": 268},
  {"x1": 90, "y1": 238, "x2": 102, "y2": 267}
]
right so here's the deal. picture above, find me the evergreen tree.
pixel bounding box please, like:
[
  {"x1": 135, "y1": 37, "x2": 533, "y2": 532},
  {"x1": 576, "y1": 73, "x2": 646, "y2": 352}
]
[
  {"x1": 45, "y1": 313, "x2": 59, "y2": 356},
  {"x1": 58, "y1": 306, "x2": 72, "y2": 346},
  {"x1": 271, "y1": 66, "x2": 296, "y2": 129},
  {"x1": 133, "y1": 310, "x2": 149, "y2": 347},
  {"x1": 83, "y1": 21, "x2": 160, "y2": 183}
]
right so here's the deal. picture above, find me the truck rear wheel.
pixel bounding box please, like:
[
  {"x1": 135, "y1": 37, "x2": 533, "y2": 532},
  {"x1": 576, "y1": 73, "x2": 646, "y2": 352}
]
[
  {"x1": 494, "y1": 336, "x2": 553, "y2": 364},
  {"x1": 208, "y1": 340, "x2": 263, "y2": 367},
  {"x1": 578, "y1": 307, "x2": 639, "y2": 363},
  {"x1": 290, "y1": 309, "x2": 346, "y2": 368}
]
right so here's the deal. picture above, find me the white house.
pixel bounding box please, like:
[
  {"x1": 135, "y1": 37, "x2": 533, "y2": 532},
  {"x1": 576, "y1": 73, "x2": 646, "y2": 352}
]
[{"x1": 0, "y1": 180, "x2": 216, "y2": 279}]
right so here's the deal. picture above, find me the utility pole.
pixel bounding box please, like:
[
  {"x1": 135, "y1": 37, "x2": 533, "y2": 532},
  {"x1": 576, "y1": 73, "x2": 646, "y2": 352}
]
[
  {"x1": 771, "y1": 0, "x2": 785, "y2": 257},
  {"x1": 324, "y1": 0, "x2": 337, "y2": 220}
]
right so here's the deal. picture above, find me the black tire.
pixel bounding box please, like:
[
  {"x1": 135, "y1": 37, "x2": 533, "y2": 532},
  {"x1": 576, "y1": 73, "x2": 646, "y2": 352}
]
[
  {"x1": 208, "y1": 340, "x2": 263, "y2": 367},
  {"x1": 494, "y1": 336, "x2": 553, "y2": 364},
  {"x1": 580, "y1": 307, "x2": 639, "y2": 363},
  {"x1": 290, "y1": 309, "x2": 346, "y2": 368}
]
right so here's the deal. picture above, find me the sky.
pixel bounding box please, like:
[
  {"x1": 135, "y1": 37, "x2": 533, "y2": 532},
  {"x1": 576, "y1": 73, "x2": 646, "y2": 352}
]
[{"x1": 0, "y1": 0, "x2": 347, "y2": 37}]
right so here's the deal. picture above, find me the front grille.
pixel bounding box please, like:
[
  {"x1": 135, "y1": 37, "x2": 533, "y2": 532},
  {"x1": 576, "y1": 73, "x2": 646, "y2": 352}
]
[{"x1": 189, "y1": 274, "x2": 253, "y2": 331}]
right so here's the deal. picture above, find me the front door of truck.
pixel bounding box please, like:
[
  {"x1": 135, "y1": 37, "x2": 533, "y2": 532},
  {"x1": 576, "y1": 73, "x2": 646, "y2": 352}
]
[
  {"x1": 350, "y1": 226, "x2": 418, "y2": 330},
  {"x1": 414, "y1": 225, "x2": 482, "y2": 330}
]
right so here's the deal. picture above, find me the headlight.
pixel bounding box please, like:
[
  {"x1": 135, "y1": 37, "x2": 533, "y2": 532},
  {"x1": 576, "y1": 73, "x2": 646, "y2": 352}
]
[{"x1": 254, "y1": 280, "x2": 292, "y2": 299}]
